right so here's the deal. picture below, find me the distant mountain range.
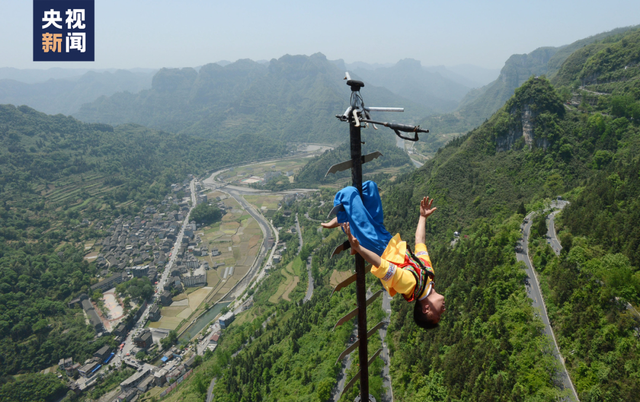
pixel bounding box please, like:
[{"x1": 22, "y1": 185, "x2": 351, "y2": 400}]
[
  {"x1": 73, "y1": 53, "x2": 429, "y2": 144},
  {"x1": 0, "y1": 69, "x2": 155, "y2": 115},
  {"x1": 2, "y1": 26, "x2": 637, "y2": 144},
  {"x1": 0, "y1": 67, "x2": 157, "y2": 84},
  {"x1": 348, "y1": 58, "x2": 472, "y2": 113},
  {"x1": 0, "y1": 59, "x2": 499, "y2": 138}
]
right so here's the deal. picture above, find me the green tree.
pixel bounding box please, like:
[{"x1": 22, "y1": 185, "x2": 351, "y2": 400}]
[{"x1": 190, "y1": 203, "x2": 222, "y2": 226}]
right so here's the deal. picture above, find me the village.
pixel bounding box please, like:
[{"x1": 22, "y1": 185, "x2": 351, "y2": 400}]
[{"x1": 55, "y1": 155, "x2": 315, "y2": 401}]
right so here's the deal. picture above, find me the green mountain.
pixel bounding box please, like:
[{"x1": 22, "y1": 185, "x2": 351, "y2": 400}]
[
  {"x1": 0, "y1": 69, "x2": 154, "y2": 115},
  {"x1": 420, "y1": 25, "x2": 639, "y2": 137},
  {"x1": 74, "y1": 53, "x2": 428, "y2": 144},
  {"x1": 351, "y1": 58, "x2": 472, "y2": 113},
  {"x1": 378, "y1": 29, "x2": 640, "y2": 401}
]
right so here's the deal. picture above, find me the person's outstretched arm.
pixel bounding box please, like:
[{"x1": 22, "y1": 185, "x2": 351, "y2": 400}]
[
  {"x1": 416, "y1": 197, "x2": 436, "y2": 246},
  {"x1": 343, "y1": 222, "x2": 381, "y2": 267}
]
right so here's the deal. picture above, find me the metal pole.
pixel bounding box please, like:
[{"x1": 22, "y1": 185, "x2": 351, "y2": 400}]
[{"x1": 350, "y1": 120, "x2": 369, "y2": 400}]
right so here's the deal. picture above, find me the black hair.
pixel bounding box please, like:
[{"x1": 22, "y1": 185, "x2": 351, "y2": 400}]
[
  {"x1": 413, "y1": 299, "x2": 439, "y2": 330},
  {"x1": 406, "y1": 244, "x2": 439, "y2": 330}
]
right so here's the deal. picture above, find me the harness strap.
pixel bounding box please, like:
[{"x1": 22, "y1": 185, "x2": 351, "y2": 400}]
[{"x1": 402, "y1": 244, "x2": 435, "y2": 303}]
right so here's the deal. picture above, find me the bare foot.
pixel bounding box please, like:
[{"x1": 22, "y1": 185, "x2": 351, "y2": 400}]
[{"x1": 321, "y1": 217, "x2": 339, "y2": 229}]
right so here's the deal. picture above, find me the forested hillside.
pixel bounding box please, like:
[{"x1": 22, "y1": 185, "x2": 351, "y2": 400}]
[
  {"x1": 420, "y1": 25, "x2": 639, "y2": 136},
  {"x1": 379, "y1": 28, "x2": 640, "y2": 401},
  {"x1": 0, "y1": 105, "x2": 288, "y2": 381},
  {"x1": 74, "y1": 53, "x2": 428, "y2": 144}
]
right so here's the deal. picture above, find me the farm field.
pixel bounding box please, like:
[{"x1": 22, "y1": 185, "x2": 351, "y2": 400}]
[
  {"x1": 154, "y1": 194, "x2": 264, "y2": 333},
  {"x1": 269, "y1": 257, "x2": 306, "y2": 303},
  {"x1": 217, "y1": 156, "x2": 314, "y2": 185}
]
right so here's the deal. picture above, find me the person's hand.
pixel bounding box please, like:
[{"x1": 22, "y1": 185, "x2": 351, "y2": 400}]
[
  {"x1": 321, "y1": 217, "x2": 339, "y2": 229},
  {"x1": 342, "y1": 222, "x2": 361, "y2": 255},
  {"x1": 420, "y1": 196, "x2": 437, "y2": 218}
]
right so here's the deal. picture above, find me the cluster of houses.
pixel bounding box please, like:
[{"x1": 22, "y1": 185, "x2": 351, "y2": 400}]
[
  {"x1": 77, "y1": 178, "x2": 227, "y2": 330},
  {"x1": 58, "y1": 345, "x2": 115, "y2": 389},
  {"x1": 270, "y1": 241, "x2": 288, "y2": 265},
  {"x1": 115, "y1": 347, "x2": 199, "y2": 401}
]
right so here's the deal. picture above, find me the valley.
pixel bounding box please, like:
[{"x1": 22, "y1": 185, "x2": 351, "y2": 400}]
[{"x1": 1, "y1": 22, "x2": 640, "y2": 402}]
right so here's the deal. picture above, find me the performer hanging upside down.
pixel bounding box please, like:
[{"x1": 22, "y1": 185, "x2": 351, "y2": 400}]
[{"x1": 322, "y1": 181, "x2": 445, "y2": 329}]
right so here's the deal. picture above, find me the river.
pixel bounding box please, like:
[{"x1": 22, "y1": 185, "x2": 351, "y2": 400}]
[{"x1": 179, "y1": 302, "x2": 230, "y2": 342}]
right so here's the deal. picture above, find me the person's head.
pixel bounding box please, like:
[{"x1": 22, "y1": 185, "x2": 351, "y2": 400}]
[{"x1": 413, "y1": 288, "x2": 446, "y2": 330}]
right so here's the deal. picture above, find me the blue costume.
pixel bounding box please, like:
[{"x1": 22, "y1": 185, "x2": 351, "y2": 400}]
[{"x1": 333, "y1": 180, "x2": 392, "y2": 257}]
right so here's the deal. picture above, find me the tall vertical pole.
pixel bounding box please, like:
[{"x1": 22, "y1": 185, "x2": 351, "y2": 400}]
[{"x1": 350, "y1": 119, "x2": 369, "y2": 400}]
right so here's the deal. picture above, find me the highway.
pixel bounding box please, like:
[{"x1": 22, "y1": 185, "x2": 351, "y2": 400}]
[
  {"x1": 517, "y1": 201, "x2": 579, "y2": 401},
  {"x1": 201, "y1": 165, "x2": 316, "y2": 304}
]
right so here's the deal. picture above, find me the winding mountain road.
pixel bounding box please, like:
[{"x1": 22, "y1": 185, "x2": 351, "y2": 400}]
[{"x1": 517, "y1": 201, "x2": 578, "y2": 401}]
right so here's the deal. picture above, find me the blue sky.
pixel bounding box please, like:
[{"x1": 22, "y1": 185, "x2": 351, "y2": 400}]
[{"x1": 3, "y1": 0, "x2": 640, "y2": 70}]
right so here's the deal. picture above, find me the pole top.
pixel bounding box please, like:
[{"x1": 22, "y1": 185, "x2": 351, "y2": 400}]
[{"x1": 347, "y1": 79, "x2": 365, "y2": 92}]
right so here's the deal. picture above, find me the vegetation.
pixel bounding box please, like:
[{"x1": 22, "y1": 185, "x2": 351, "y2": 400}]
[
  {"x1": 0, "y1": 104, "x2": 287, "y2": 389},
  {"x1": 178, "y1": 35, "x2": 640, "y2": 399},
  {"x1": 376, "y1": 29, "x2": 640, "y2": 400},
  {"x1": 4, "y1": 23, "x2": 640, "y2": 402},
  {"x1": 191, "y1": 203, "x2": 222, "y2": 226},
  {"x1": 116, "y1": 277, "x2": 154, "y2": 303},
  {"x1": 0, "y1": 373, "x2": 67, "y2": 402},
  {"x1": 387, "y1": 217, "x2": 562, "y2": 401},
  {"x1": 418, "y1": 25, "x2": 639, "y2": 137},
  {"x1": 161, "y1": 330, "x2": 179, "y2": 349}
]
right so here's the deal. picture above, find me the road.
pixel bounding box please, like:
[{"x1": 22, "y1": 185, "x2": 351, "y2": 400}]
[
  {"x1": 295, "y1": 213, "x2": 303, "y2": 254},
  {"x1": 112, "y1": 179, "x2": 198, "y2": 367},
  {"x1": 217, "y1": 186, "x2": 273, "y2": 302},
  {"x1": 201, "y1": 164, "x2": 317, "y2": 304},
  {"x1": 546, "y1": 200, "x2": 569, "y2": 256},
  {"x1": 330, "y1": 290, "x2": 394, "y2": 402},
  {"x1": 517, "y1": 202, "x2": 579, "y2": 401},
  {"x1": 331, "y1": 328, "x2": 356, "y2": 402},
  {"x1": 303, "y1": 255, "x2": 314, "y2": 303},
  {"x1": 206, "y1": 378, "x2": 216, "y2": 402}
]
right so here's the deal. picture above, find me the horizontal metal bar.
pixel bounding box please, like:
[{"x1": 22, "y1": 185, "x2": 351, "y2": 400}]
[
  {"x1": 365, "y1": 107, "x2": 404, "y2": 112},
  {"x1": 333, "y1": 290, "x2": 383, "y2": 330},
  {"x1": 325, "y1": 151, "x2": 383, "y2": 177},
  {"x1": 327, "y1": 203, "x2": 345, "y2": 219},
  {"x1": 340, "y1": 348, "x2": 383, "y2": 398},
  {"x1": 330, "y1": 240, "x2": 351, "y2": 258},
  {"x1": 331, "y1": 264, "x2": 372, "y2": 296},
  {"x1": 336, "y1": 321, "x2": 385, "y2": 363}
]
